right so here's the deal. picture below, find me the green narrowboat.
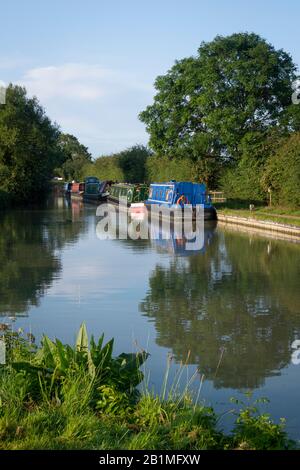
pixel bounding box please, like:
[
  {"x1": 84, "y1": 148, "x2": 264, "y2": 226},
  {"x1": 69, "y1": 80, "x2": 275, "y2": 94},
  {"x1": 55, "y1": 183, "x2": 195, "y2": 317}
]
[{"x1": 108, "y1": 183, "x2": 149, "y2": 206}]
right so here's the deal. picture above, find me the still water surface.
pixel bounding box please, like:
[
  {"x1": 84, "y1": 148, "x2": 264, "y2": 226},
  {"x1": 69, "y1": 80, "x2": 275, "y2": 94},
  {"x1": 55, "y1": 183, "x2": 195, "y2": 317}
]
[{"x1": 1, "y1": 196, "x2": 300, "y2": 438}]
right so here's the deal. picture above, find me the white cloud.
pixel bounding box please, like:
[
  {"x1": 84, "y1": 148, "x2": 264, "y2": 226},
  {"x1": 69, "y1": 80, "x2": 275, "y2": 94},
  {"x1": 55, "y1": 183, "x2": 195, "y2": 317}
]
[
  {"x1": 15, "y1": 62, "x2": 154, "y2": 155},
  {"x1": 19, "y1": 62, "x2": 153, "y2": 102},
  {"x1": 20, "y1": 63, "x2": 113, "y2": 101}
]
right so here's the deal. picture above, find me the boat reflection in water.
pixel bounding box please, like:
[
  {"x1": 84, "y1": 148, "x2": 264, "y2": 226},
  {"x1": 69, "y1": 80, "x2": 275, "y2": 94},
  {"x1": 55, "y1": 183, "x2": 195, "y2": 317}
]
[
  {"x1": 147, "y1": 217, "x2": 216, "y2": 255},
  {"x1": 97, "y1": 204, "x2": 217, "y2": 255}
]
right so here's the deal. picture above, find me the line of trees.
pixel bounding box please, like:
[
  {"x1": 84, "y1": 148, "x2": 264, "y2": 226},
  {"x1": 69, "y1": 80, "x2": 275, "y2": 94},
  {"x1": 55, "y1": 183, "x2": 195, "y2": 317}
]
[{"x1": 80, "y1": 145, "x2": 150, "y2": 183}]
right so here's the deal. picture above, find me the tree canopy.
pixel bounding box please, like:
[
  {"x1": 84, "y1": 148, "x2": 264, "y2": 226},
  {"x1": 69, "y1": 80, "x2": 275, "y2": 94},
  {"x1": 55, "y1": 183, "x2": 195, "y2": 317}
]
[
  {"x1": 117, "y1": 145, "x2": 150, "y2": 182},
  {"x1": 139, "y1": 33, "x2": 298, "y2": 186},
  {"x1": 57, "y1": 133, "x2": 92, "y2": 181},
  {"x1": 0, "y1": 85, "x2": 64, "y2": 202},
  {"x1": 81, "y1": 145, "x2": 151, "y2": 183}
]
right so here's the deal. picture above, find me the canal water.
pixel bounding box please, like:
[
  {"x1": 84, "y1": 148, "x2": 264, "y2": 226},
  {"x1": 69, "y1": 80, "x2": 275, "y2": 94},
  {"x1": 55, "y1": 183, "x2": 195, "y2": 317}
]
[{"x1": 1, "y1": 196, "x2": 300, "y2": 439}]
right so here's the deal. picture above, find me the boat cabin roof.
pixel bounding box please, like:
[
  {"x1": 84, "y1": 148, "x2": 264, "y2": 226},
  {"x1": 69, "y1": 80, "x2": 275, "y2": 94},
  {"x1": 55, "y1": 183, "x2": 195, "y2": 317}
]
[{"x1": 85, "y1": 176, "x2": 100, "y2": 184}]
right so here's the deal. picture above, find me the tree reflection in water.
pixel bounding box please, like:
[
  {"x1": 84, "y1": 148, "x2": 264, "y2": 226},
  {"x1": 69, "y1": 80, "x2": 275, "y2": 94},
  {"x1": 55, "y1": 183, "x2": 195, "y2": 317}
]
[
  {"x1": 140, "y1": 229, "x2": 300, "y2": 389},
  {"x1": 0, "y1": 196, "x2": 87, "y2": 319}
]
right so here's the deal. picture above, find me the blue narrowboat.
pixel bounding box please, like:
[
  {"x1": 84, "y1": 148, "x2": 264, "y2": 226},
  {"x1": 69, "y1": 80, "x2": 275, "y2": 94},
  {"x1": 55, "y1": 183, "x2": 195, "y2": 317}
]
[{"x1": 145, "y1": 181, "x2": 217, "y2": 220}]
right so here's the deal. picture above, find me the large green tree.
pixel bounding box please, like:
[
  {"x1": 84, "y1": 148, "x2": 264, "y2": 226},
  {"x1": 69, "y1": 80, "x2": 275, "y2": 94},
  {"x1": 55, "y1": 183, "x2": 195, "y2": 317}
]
[
  {"x1": 140, "y1": 33, "x2": 298, "y2": 185},
  {"x1": 57, "y1": 133, "x2": 92, "y2": 181},
  {"x1": 0, "y1": 85, "x2": 64, "y2": 202}
]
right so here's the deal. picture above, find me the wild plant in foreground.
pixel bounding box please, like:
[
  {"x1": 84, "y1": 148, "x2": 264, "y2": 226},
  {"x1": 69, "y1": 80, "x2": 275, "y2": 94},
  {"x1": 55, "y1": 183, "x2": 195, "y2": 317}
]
[
  {"x1": 1, "y1": 323, "x2": 148, "y2": 411},
  {"x1": 0, "y1": 324, "x2": 297, "y2": 450}
]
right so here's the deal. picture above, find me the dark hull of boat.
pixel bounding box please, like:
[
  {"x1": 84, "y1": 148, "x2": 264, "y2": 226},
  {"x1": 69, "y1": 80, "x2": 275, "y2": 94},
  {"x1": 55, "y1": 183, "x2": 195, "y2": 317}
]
[
  {"x1": 107, "y1": 196, "x2": 131, "y2": 207},
  {"x1": 144, "y1": 204, "x2": 217, "y2": 221},
  {"x1": 68, "y1": 193, "x2": 108, "y2": 203},
  {"x1": 83, "y1": 194, "x2": 108, "y2": 203},
  {"x1": 205, "y1": 207, "x2": 217, "y2": 220}
]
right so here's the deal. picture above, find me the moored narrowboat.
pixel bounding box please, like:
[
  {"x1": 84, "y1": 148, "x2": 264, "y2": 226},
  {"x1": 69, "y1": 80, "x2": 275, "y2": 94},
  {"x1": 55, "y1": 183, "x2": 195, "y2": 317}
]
[
  {"x1": 108, "y1": 183, "x2": 149, "y2": 208},
  {"x1": 70, "y1": 182, "x2": 85, "y2": 199},
  {"x1": 83, "y1": 177, "x2": 112, "y2": 202},
  {"x1": 145, "y1": 181, "x2": 217, "y2": 220},
  {"x1": 84, "y1": 176, "x2": 99, "y2": 199},
  {"x1": 65, "y1": 177, "x2": 112, "y2": 202}
]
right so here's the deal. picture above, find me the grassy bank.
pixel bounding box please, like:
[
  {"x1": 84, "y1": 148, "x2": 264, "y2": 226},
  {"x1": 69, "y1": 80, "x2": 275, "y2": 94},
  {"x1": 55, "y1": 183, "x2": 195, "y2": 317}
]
[
  {"x1": 0, "y1": 324, "x2": 297, "y2": 450},
  {"x1": 215, "y1": 202, "x2": 300, "y2": 227}
]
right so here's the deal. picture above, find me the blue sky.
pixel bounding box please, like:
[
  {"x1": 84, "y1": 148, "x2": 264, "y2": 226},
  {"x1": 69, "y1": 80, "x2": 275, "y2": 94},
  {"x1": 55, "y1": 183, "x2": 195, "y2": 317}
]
[{"x1": 0, "y1": 0, "x2": 299, "y2": 157}]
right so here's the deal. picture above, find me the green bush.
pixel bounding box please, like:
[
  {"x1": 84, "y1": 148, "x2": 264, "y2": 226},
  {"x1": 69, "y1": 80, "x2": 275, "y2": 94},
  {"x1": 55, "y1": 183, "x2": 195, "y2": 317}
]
[
  {"x1": 80, "y1": 145, "x2": 150, "y2": 183},
  {"x1": 146, "y1": 155, "x2": 197, "y2": 183},
  {"x1": 220, "y1": 159, "x2": 266, "y2": 202},
  {"x1": 118, "y1": 145, "x2": 149, "y2": 182},
  {"x1": 262, "y1": 132, "x2": 300, "y2": 207},
  {"x1": 81, "y1": 156, "x2": 124, "y2": 182}
]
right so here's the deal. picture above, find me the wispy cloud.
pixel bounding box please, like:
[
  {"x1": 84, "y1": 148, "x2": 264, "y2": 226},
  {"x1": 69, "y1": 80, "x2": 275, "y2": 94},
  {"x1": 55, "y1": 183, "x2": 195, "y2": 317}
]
[
  {"x1": 19, "y1": 63, "x2": 114, "y2": 101},
  {"x1": 19, "y1": 62, "x2": 153, "y2": 101},
  {"x1": 15, "y1": 62, "x2": 154, "y2": 155}
]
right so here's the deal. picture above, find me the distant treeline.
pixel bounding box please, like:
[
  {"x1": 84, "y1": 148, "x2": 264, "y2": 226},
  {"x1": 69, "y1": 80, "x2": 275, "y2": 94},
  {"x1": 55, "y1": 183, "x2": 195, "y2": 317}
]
[{"x1": 80, "y1": 146, "x2": 202, "y2": 184}]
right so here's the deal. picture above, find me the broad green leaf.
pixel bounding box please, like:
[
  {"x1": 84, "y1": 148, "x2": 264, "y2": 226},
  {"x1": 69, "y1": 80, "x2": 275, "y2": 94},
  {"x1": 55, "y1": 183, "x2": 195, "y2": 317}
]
[
  {"x1": 87, "y1": 351, "x2": 96, "y2": 378},
  {"x1": 40, "y1": 335, "x2": 57, "y2": 369},
  {"x1": 55, "y1": 339, "x2": 69, "y2": 372},
  {"x1": 76, "y1": 323, "x2": 89, "y2": 352}
]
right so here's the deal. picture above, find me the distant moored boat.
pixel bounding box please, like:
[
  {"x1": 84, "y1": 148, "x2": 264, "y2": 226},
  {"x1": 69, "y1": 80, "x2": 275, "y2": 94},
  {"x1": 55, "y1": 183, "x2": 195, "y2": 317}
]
[
  {"x1": 83, "y1": 177, "x2": 112, "y2": 202},
  {"x1": 64, "y1": 177, "x2": 112, "y2": 202}
]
